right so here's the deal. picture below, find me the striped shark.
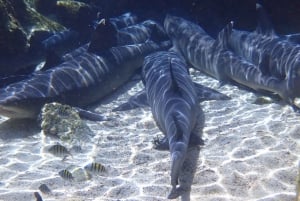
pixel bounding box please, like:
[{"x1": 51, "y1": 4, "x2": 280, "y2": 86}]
[
  {"x1": 63, "y1": 18, "x2": 166, "y2": 63},
  {"x1": 142, "y1": 51, "x2": 204, "y2": 199},
  {"x1": 164, "y1": 15, "x2": 296, "y2": 109},
  {"x1": 221, "y1": 4, "x2": 300, "y2": 108},
  {"x1": 0, "y1": 40, "x2": 171, "y2": 119},
  {"x1": 113, "y1": 50, "x2": 230, "y2": 198},
  {"x1": 88, "y1": 19, "x2": 167, "y2": 53}
]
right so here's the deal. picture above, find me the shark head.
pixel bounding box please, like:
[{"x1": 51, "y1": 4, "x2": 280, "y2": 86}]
[
  {"x1": 0, "y1": 88, "x2": 45, "y2": 119},
  {"x1": 0, "y1": 102, "x2": 40, "y2": 119}
]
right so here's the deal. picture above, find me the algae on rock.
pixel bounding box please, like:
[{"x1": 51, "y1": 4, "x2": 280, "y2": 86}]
[{"x1": 40, "y1": 102, "x2": 94, "y2": 144}]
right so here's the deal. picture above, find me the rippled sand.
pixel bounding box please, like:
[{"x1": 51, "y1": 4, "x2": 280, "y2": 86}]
[{"x1": 0, "y1": 69, "x2": 299, "y2": 201}]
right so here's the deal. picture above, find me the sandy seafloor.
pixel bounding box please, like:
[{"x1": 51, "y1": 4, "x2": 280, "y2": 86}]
[{"x1": 0, "y1": 69, "x2": 299, "y2": 201}]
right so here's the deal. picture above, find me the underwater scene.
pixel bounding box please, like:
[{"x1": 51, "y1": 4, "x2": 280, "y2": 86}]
[{"x1": 0, "y1": 0, "x2": 300, "y2": 200}]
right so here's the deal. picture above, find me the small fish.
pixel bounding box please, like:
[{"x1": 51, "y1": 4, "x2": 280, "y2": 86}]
[
  {"x1": 38, "y1": 184, "x2": 51, "y2": 194},
  {"x1": 84, "y1": 162, "x2": 106, "y2": 173},
  {"x1": 34, "y1": 192, "x2": 43, "y2": 201},
  {"x1": 48, "y1": 144, "x2": 72, "y2": 158},
  {"x1": 58, "y1": 169, "x2": 74, "y2": 180}
]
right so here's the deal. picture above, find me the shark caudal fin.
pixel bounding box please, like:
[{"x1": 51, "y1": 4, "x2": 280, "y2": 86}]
[
  {"x1": 255, "y1": 3, "x2": 275, "y2": 36},
  {"x1": 169, "y1": 115, "x2": 188, "y2": 189}
]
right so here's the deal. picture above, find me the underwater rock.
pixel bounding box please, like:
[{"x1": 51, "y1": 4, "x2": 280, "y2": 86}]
[
  {"x1": 0, "y1": 0, "x2": 64, "y2": 54},
  {"x1": 0, "y1": 0, "x2": 65, "y2": 76},
  {"x1": 0, "y1": 0, "x2": 29, "y2": 56},
  {"x1": 55, "y1": 0, "x2": 97, "y2": 30},
  {"x1": 40, "y1": 102, "x2": 94, "y2": 143},
  {"x1": 33, "y1": 0, "x2": 57, "y2": 15}
]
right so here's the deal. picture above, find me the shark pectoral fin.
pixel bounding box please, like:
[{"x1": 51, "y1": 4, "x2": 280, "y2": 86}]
[
  {"x1": 255, "y1": 3, "x2": 275, "y2": 36},
  {"x1": 189, "y1": 133, "x2": 204, "y2": 146},
  {"x1": 88, "y1": 18, "x2": 118, "y2": 53},
  {"x1": 193, "y1": 82, "x2": 231, "y2": 102},
  {"x1": 153, "y1": 136, "x2": 169, "y2": 150},
  {"x1": 74, "y1": 107, "x2": 111, "y2": 121},
  {"x1": 112, "y1": 90, "x2": 149, "y2": 112}
]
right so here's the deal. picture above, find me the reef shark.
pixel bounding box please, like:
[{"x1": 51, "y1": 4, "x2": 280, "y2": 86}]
[
  {"x1": 88, "y1": 18, "x2": 167, "y2": 54},
  {"x1": 113, "y1": 50, "x2": 230, "y2": 198},
  {"x1": 221, "y1": 4, "x2": 300, "y2": 108},
  {"x1": 0, "y1": 40, "x2": 171, "y2": 119},
  {"x1": 142, "y1": 51, "x2": 204, "y2": 199},
  {"x1": 164, "y1": 15, "x2": 297, "y2": 109}
]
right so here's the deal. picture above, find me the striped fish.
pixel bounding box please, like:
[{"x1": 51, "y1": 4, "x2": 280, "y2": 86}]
[
  {"x1": 48, "y1": 144, "x2": 72, "y2": 158},
  {"x1": 84, "y1": 162, "x2": 106, "y2": 173},
  {"x1": 34, "y1": 192, "x2": 43, "y2": 201},
  {"x1": 38, "y1": 184, "x2": 51, "y2": 194},
  {"x1": 58, "y1": 169, "x2": 74, "y2": 180},
  {"x1": 142, "y1": 51, "x2": 204, "y2": 199}
]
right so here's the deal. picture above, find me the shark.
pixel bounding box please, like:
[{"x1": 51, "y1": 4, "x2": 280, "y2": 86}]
[
  {"x1": 221, "y1": 4, "x2": 300, "y2": 108},
  {"x1": 0, "y1": 40, "x2": 171, "y2": 119},
  {"x1": 142, "y1": 50, "x2": 205, "y2": 199},
  {"x1": 164, "y1": 15, "x2": 297, "y2": 109},
  {"x1": 113, "y1": 50, "x2": 230, "y2": 198}
]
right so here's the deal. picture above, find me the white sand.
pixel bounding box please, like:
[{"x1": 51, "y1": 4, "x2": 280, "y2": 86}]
[{"x1": 0, "y1": 69, "x2": 299, "y2": 201}]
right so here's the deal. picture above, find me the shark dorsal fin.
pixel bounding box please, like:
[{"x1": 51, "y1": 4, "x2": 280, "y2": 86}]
[
  {"x1": 216, "y1": 21, "x2": 233, "y2": 49},
  {"x1": 169, "y1": 58, "x2": 180, "y2": 93},
  {"x1": 88, "y1": 18, "x2": 118, "y2": 54},
  {"x1": 255, "y1": 3, "x2": 275, "y2": 36}
]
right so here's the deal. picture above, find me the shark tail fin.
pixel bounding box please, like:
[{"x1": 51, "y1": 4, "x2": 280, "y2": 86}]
[
  {"x1": 169, "y1": 115, "x2": 188, "y2": 188},
  {"x1": 216, "y1": 21, "x2": 234, "y2": 49},
  {"x1": 255, "y1": 3, "x2": 275, "y2": 36}
]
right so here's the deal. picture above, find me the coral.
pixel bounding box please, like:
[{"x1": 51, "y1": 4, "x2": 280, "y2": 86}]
[{"x1": 40, "y1": 102, "x2": 94, "y2": 143}]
